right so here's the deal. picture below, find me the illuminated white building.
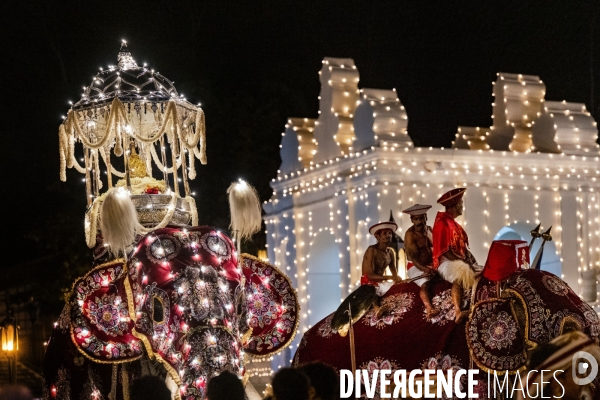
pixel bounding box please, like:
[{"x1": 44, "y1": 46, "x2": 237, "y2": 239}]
[{"x1": 264, "y1": 57, "x2": 600, "y2": 365}]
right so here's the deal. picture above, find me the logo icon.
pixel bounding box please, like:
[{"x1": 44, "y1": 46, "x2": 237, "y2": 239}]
[{"x1": 572, "y1": 351, "x2": 599, "y2": 386}]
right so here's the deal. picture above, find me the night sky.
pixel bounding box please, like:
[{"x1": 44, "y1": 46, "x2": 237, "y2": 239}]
[{"x1": 3, "y1": 1, "x2": 599, "y2": 268}]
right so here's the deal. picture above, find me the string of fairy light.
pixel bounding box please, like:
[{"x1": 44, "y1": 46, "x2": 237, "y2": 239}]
[
  {"x1": 60, "y1": 39, "x2": 206, "y2": 215},
  {"x1": 257, "y1": 58, "x2": 600, "y2": 373},
  {"x1": 268, "y1": 149, "x2": 600, "y2": 339},
  {"x1": 274, "y1": 147, "x2": 600, "y2": 196},
  {"x1": 266, "y1": 60, "x2": 600, "y2": 344},
  {"x1": 56, "y1": 41, "x2": 307, "y2": 391},
  {"x1": 455, "y1": 73, "x2": 598, "y2": 154}
]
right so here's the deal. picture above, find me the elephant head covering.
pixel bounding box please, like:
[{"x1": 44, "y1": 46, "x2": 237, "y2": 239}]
[
  {"x1": 482, "y1": 240, "x2": 530, "y2": 281},
  {"x1": 57, "y1": 227, "x2": 299, "y2": 400}
]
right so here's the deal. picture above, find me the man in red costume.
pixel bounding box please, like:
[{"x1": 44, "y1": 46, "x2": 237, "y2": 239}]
[{"x1": 432, "y1": 188, "x2": 478, "y2": 323}]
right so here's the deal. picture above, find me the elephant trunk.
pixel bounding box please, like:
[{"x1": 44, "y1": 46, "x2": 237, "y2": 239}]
[{"x1": 176, "y1": 328, "x2": 243, "y2": 399}]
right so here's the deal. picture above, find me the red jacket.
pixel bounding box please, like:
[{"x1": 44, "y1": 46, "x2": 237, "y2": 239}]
[{"x1": 432, "y1": 211, "x2": 469, "y2": 269}]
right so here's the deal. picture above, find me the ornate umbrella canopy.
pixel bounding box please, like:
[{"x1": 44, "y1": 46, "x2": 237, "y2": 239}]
[{"x1": 58, "y1": 41, "x2": 206, "y2": 246}]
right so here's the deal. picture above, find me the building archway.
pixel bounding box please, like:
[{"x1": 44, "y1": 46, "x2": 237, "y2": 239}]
[
  {"x1": 493, "y1": 222, "x2": 561, "y2": 276},
  {"x1": 306, "y1": 230, "x2": 341, "y2": 327}
]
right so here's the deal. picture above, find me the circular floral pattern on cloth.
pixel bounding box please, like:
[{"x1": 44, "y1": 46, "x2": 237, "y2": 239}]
[
  {"x1": 542, "y1": 275, "x2": 569, "y2": 296},
  {"x1": 247, "y1": 282, "x2": 280, "y2": 329},
  {"x1": 420, "y1": 353, "x2": 465, "y2": 400},
  {"x1": 201, "y1": 232, "x2": 232, "y2": 260},
  {"x1": 317, "y1": 314, "x2": 335, "y2": 338},
  {"x1": 427, "y1": 289, "x2": 456, "y2": 325},
  {"x1": 70, "y1": 260, "x2": 143, "y2": 362},
  {"x1": 241, "y1": 255, "x2": 299, "y2": 357},
  {"x1": 363, "y1": 292, "x2": 414, "y2": 328},
  {"x1": 359, "y1": 358, "x2": 401, "y2": 400},
  {"x1": 85, "y1": 294, "x2": 129, "y2": 337},
  {"x1": 467, "y1": 298, "x2": 527, "y2": 373},
  {"x1": 480, "y1": 311, "x2": 518, "y2": 350},
  {"x1": 146, "y1": 235, "x2": 181, "y2": 264}
]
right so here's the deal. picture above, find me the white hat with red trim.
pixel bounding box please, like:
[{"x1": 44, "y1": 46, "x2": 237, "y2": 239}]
[
  {"x1": 402, "y1": 204, "x2": 432, "y2": 216},
  {"x1": 368, "y1": 221, "x2": 398, "y2": 235}
]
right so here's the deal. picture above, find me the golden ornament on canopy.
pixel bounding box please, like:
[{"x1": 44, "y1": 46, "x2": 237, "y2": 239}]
[{"x1": 58, "y1": 41, "x2": 204, "y2": 247}]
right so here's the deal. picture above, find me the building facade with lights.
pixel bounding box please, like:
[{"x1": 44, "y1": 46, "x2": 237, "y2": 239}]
[{"x1": 264, "y1": 57, "x2": 600, "y2": 366}]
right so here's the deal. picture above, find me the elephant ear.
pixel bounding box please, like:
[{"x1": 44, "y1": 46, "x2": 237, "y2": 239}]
[
  {"x1": 466, "y1": 298, "x2": 527, "y2": 374},
  {"x1": 240, "y1": 254, "x2": 299, "y2": 357},
  {"x1": 69, "y1": 259, "x2": 143, "y2": 363},
  {"x1": 504, "y1": 269, "x2": 600, "y2": 344}
]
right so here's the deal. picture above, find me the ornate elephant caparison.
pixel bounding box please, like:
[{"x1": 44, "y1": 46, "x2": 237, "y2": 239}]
[
  {"x1": 43, "y1": 42, "x2": 299, "y2": 400},
  {"x1": 45, "y1": 227, "x2": 298, "y2": 400},
  {"x1": 294, "y1": 238, "x2": 600, "y2": 398}
]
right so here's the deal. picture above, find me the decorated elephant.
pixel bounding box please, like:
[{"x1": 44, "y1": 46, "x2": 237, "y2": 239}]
[
  {"x1": 45, "y1": 45, "x2": 300, "y2": 400},
  {"x1": 43, "y1": 225, "x2": 299, "y2": 400},
  {"x1": 293, "y1": 240, "x2": 599, "y2": 398},
  {"x1": 43, "y1": 180, "x2": 299, "y2": 400}
]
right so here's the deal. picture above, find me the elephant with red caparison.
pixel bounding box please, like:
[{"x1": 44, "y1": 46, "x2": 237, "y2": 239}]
[
  {"x1": 43, "y1": 226, "x2": 299, "y2": 400},
  {"x1": 294, "y1": 240, "x2": 599, "y2": 398}
]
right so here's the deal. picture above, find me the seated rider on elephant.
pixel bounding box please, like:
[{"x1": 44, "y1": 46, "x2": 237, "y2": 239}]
[
  {"x1": 402, "y1": 203, "x2": 439, "y2": 320},
  {"x1": 432, "y1": 188, "x2": 479, "y2": 323},
  {"x1": 332, "y1": 221, "x2": 401, "y2": 335}
]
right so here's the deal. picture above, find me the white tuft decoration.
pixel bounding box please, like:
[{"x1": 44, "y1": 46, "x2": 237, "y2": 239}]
[
  {"x1": 100, "y1": 188, "x2": 145, "y2": 258},
  {"x1": 228, "y1": 180, "x2": 262, "y2": 243},
  {"x1": 438, "y1": 260, "x2": 476, "y2": 289}
]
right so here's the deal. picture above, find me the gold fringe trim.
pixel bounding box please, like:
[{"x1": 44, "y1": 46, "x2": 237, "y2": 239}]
[
  {"x1": 122, "y1": 363, "x2": 130, "y2": 400},
  {"x1": 61, "y1": 98, "x2": 205, "y2": 196},
  {"x1": 123, "y1": 270, "x2": 182, "y2": 389},
  {"x1": 108, "y1": 364, "x2": 118, "y2": 400},
  {"x1": 196, "y1": 109, "x2": 207, "y2": 165}
]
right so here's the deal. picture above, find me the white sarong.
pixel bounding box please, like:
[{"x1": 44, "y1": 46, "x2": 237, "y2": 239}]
[{"x1": 407, "y1": 265, "x2": 429, "y2": 287}]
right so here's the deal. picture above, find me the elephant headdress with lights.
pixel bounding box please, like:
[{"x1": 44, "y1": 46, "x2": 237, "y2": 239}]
[{"x1": 43, "y1": 43, "x2": 299, "y2": 400}]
